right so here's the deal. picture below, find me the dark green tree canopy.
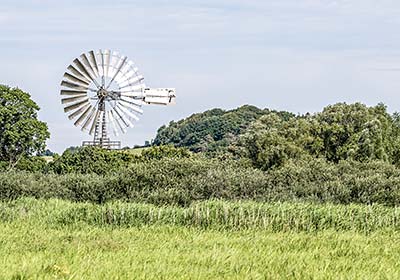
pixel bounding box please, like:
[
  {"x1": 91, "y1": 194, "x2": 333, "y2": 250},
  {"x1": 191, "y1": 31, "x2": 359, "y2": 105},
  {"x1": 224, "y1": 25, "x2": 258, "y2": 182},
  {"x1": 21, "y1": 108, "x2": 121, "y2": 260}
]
[
  {"x1": 0, "y1": 85, "x2": 50, "y2": 167},
  {"x1": 153, "y1": 105, "x2": 293, "y2": 154}
]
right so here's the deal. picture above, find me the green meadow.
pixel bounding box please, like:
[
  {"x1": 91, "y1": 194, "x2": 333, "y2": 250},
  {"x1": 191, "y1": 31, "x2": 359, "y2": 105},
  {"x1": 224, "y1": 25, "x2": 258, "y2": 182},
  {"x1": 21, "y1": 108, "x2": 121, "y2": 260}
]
[{"x1": 1, "y1": 198, "x2": 399, "y2": 279}]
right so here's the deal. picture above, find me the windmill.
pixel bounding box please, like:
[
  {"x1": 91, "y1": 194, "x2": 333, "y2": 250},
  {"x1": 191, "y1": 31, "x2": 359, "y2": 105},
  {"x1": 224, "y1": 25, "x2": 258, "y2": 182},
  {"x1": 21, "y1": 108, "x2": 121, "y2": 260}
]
[{"x1": 60, "y1": 50, "x2": 176, "y2": 149}]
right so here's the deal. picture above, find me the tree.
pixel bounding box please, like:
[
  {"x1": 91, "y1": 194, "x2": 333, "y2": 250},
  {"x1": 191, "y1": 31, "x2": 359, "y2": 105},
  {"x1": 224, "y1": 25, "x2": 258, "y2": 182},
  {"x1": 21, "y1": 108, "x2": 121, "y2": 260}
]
[
  {"x1": 314, "y1": 103, "x2": 397, "y2": 163},
  {"x1": 240, "y1": 113, "x2": 314, "y2": 169},
  {"x1": 152, "y1": 105, "x2": 292, "y2": 155},
  {"x1": 240, "y1": 102, "x2": 400, "y2": 170},
  {"x1": 0, "y1": 85, "x2": 50, "y2": 168}
]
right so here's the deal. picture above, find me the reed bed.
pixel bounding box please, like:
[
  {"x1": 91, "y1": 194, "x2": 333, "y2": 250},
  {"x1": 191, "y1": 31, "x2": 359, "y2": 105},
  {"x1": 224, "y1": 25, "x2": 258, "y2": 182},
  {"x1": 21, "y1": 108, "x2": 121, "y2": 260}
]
[{"x1": 1, "y1": 198, "x2": 400, "y2": 233}]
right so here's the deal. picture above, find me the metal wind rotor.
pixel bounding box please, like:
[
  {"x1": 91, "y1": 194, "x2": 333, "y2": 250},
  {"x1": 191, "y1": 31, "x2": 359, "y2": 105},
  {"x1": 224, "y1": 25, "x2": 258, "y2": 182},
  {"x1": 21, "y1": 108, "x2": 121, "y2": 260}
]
[{"x1": 60, "y1": 49, "x2": 176, "y2": 148}]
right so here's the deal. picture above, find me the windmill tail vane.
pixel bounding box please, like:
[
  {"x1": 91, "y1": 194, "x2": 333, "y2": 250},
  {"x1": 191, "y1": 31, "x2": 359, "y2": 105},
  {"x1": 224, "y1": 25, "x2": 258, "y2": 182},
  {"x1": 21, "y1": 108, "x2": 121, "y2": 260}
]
[{"x1": 60, "y1": 49, "x2": 176, "y2": 149}]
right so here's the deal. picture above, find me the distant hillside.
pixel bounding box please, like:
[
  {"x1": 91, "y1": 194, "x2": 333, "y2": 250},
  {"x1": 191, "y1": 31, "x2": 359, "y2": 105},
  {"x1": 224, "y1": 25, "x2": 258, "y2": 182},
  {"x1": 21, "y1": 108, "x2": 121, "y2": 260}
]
[{"x1": 153, "y1": 105, "x2": 293, "y2": 154}]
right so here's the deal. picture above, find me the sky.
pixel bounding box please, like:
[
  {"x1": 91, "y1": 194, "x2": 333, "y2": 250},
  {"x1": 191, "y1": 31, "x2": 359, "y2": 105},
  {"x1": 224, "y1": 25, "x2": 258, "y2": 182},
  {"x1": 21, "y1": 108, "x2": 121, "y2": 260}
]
[{"x1": 1, "y1": 0, "x2": 400, "y2": 153}]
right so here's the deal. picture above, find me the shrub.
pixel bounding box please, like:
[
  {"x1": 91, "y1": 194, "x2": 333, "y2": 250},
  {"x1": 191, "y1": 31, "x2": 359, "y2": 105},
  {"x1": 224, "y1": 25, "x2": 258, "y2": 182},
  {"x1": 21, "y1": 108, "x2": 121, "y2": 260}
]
[
  {"x1": 141, "y1": 145, "x2": 192, "y2": 160},
  {"x1": 47, "y1": 145, "x2": 193, "y2": 175},
  {"x1": 47, "y1": 146, "x2": 138, "y2": 174},
  {"x1": 2, "y1": 157, "x2": 400, "y2": 206}
]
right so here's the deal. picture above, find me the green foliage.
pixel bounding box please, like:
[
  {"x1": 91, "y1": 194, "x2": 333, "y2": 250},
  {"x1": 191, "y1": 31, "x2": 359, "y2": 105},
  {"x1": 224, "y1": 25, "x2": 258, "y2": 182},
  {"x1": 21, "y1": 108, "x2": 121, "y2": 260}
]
[
  {"x1": 14, "y1": 156, "x2": 47, "y2": 172},
  {"x1": 240, "y1": 113, "x2": 315, "y2": 169},
  {"x1": 241, "y1": 103, "x2": 400, "y2": 169},
  {"x1": 47, "y1": 145, "x2": 192, "y2": 175},
  {"x1": 153, "y1": 105, "x2": 293, "y2": 154},
  {"x1": 315, "y1": 102, "x2": 397, "y2": 162},
  {"x1": 141, "y1": 145, "x2": 192, "y2": 160},
  {"x1": 154, "y1": 102, "x2": 400, "y2": 168},
  {"x1": 48, "y1": 146, "x2": 139, "y2": 175},
  {"x1": 0, "y1": 85, "x2": 50, "y2": 168},
  {"x1": 2, "y1": 157, "x2": 400, "y2": 206}
]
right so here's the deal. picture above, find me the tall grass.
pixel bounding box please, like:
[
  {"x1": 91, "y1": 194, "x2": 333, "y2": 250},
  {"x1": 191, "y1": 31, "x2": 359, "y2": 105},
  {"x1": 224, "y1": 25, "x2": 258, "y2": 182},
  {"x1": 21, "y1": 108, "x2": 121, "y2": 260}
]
[
  {"x1": 2, "y1": 221, "x2": 400, "y2": 279},
  {"x1": 2, "y1": 198, "x2": 400, "y2": 233}
]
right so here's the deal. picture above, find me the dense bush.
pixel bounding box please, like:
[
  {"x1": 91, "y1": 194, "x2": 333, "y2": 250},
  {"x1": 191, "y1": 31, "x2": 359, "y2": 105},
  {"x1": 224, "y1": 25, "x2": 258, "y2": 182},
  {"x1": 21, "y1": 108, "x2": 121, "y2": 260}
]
[
  {"x1": 47, "y1": 146, "x2": 138, "y2": 174},
  {"x1": 46, "y1": 145, "x2": 192, "y2": 175},
  {"x1": 2, "y1": 157, "x2": 400, "y2": 206},
  {"x1": 140, "y1": 145, "x2": 192, "y2": 160},
  {"x1": 0, "y1": 156, "x2": 47, "y2": 172}
]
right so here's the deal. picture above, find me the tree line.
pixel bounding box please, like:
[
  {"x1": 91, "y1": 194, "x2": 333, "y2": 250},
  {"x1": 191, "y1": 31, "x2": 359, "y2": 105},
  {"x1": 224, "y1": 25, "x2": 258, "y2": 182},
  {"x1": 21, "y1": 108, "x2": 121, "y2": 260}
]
[
  {"x1": 154, "y1": 102, "x2": 400, "y2": 169},
  {"x1": 3, "y1": 84, "x2": 400, "y2": 206}
]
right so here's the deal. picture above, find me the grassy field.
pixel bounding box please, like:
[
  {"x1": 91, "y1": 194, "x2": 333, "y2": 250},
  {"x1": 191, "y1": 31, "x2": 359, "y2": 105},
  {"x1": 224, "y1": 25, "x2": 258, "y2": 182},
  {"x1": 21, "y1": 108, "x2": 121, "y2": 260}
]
[{"x1": 1, "y1": 199, "x2": 400, "y2": 279}]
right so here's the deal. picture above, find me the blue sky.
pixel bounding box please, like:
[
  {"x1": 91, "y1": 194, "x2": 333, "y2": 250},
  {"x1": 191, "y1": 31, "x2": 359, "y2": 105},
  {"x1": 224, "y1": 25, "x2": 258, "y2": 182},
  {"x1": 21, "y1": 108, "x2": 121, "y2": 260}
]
[{"x1": 1, "y1": 0, "x2": 400, "y2": 152}]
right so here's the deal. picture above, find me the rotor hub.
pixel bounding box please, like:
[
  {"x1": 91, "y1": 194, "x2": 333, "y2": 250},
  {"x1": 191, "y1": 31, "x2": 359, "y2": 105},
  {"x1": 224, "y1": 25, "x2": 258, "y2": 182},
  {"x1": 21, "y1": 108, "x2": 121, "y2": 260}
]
[{"x1": 97, "y1": 87, "x2": 108, "y2": 98}]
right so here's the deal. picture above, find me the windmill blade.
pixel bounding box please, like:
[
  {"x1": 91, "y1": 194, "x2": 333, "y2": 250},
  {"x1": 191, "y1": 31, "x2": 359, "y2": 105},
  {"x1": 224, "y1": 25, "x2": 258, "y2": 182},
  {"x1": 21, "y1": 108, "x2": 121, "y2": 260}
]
[
  {"x1": 68, "y1": 104, "x2": 91, "y2": 120},
  {"x1": 108, "y1": 51, "x2": 120, "y2": 77},
  {"x1": 74, "y1": 105, "x2": 93, "y2": 126},
  {"x1": 107, "y1": 51, "x2": 119, "y2": 79},
  {"x1": 88, "y1": 51, "x2": 99, "y2": 77},
  {"x1": 61, "y1": 80, "x2": 89, "y2": 91},
  {"x1": 110, "y1": 109, "x2": 127, "y2": 133},
  {"x1": 122, "y1": 62, "x2": 136, "y2": 75},
  {"x1": 80, "y1": 53, "x2": 101, "y2": 88},
  {"x1": 119, "y1": 83, "x2": 146, "y2": 93},
  {"x1": 120, "y1": 92, "x2": 144, "y2": 99},
  {"x1": 117, "y1": 68, "x2": 139, "y2": 83},
  {"x1": 116, "y1": 61, "x2": 135, "y2": 83},
  {"x1": 119, "y1": 99, "x2": 144, "y2": 114},
  {"x1": 73, "y1": 58, "x2": 99, "y2": 87},
  {"x1": 67, "y1": 65, "x2": 91, "y2": 84},
  {"x1": 104, "y1": 49, "x2": 111, "y2": 78},
  {"x1": 115, "y1": 69, "x2": 136, "y2": 84},
  {"x1": 107, "y1": 56, "x2": 127, "y2": 89},
  {"x1": 61, "y1": 80, "x2": 97, "y2": 92},
  {"x1": 112, "y1": 106, "x2": 130, "y2": 128},
  {"x1": 99, "y1": 49, "x2": 106, "y2": 86},
  {"x1": 120, "y1": 96, "x2": 143, "y2": 108},
  {"x1": 119, "y1": 75, "x2": 144, "y2": 88},
  {"x1": 114, "y1": 105, "x2": 137, "y2": 127},
  {"x1": 80, "y1": 53, "x2": 97, "y2": 77},
  {"x1": 119, "y1": 75, "x2": 144, "y2": 87},
  {"x1": 120, "y1": 90, "x2": 144, "y2": 98},
  {"x1": 89, "y1": 109, "x2": 101, "y2": 135},
  {"x1": 60, "y1": 90, "x2": 87, "y2": 96},
  {"x1": 114, "y1": 105, "x2": 134, "y2": 127},
  {"x1": 119, "y1": 99, "x2": 143, "y2": 114},
  {"x1": 63, "y1": 72, "x2": 90, "y2": 86},
  {"x1": 63, "y1": 98, "x2": 90, "y2": 113},
  {"x1": 61, "y1": 94, "x2": 87, "y2": 104},
  {"x1": 81, "y1": 106, "x2": 98, "y2": 131},
  {"x1": 107, "y1": 110, "x2": 119, "y2": 136},
  {"x1": 73, "y1": 58, "x2": 93, "y2": 81},
  {"x1": 114, "y1": 58, "x2": 131, "y2": 83},
  {"x1": 117, "y1": 103, "x2": 139, "y2": 121}
]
